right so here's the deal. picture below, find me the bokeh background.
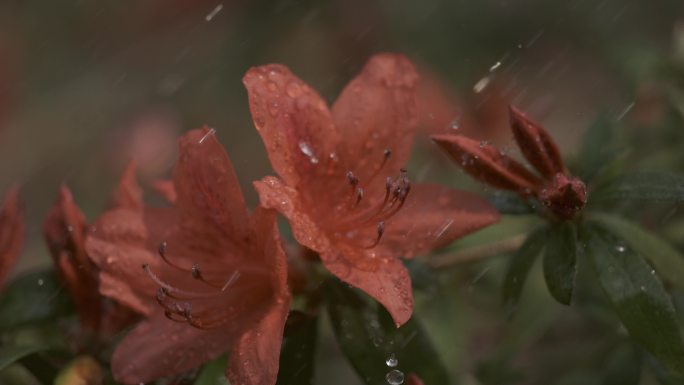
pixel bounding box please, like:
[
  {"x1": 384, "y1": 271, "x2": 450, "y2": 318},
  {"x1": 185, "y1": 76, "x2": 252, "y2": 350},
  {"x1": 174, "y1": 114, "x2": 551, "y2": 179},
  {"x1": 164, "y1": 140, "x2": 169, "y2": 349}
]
[{"x1": 2, "y1": 1, "x2": 684, "y2": 384}]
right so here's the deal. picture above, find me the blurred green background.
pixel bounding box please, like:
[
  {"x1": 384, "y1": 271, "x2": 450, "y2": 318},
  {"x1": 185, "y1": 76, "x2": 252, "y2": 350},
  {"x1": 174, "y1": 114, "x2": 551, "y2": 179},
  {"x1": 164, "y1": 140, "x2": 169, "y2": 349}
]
[{"x1": 1, "y1": 1, "x2": 684, "y2": 384}]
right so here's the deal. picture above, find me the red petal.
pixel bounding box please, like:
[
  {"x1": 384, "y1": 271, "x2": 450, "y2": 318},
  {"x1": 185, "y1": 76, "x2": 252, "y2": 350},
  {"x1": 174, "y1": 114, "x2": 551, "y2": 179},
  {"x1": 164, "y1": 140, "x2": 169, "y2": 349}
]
[
  {"x1": 243, "y1": 64, "x2": 339, "y2": 189},
  {"x1": 381, "y1": 183, "x2": 500, "y2": 257},
  {"x1": 254, "y1": 176, "x2": 332, "y2": 254},
  {"x1": 111, "y1": 161, "x2": 143, "y2": 210},
  {"x1": 250, "y1": 205, "x2": 289, "y2": 295},
  {"x1": 509, "y1": 106, "x2": 565, "y2": 178},
  {"x1": 0, "y1": 186, "x2": 24, "y2": 288},
  {"x1": 86, "y1": 207, "x2": 177, "y2": 315},
  {"x1": 227, "y1": 297, "x2": 291, "y2": 385},
  {"x1": 431, "y1": 134, "x2": 542, "y2": 193},
  {"x1": 226, "y1": 206, "x2": 291, "y2": 385},
  {"x1": 174, "y1": 127, "x2": 251, "y2": 241},
  {"x1": 332, "y1": 53, "x2": 419, "y2": 181},
  {"x1": 43, "y1": 186, "x2": 102, "y2": 331},
  {"x1": 406, "y1": 373, "x2": 426, "y2": 385},
  {"x1": 151, "y1": 179, "x2": 177, "y2": 204},
  {"x1": 321, "y1": 246, "x2": 413, "y2": 326},
  {"x1": 111, "y1": 313, "x2": 238, "y2": 384}
]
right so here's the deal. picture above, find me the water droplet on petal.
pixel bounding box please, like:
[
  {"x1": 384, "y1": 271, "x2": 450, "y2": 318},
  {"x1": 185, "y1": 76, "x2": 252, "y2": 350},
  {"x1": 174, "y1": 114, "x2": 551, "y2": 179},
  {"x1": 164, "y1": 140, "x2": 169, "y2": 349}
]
[{"x1": 298, "y1": 141, "x2": 319, "y2": 164}]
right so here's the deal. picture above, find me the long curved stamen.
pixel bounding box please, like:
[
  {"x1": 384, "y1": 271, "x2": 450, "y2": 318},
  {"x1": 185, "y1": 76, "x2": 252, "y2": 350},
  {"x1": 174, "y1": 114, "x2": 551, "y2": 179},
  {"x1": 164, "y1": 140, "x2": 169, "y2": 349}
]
[{"x1": 143, "y1": 264, "x2": 221, "y2": 300}]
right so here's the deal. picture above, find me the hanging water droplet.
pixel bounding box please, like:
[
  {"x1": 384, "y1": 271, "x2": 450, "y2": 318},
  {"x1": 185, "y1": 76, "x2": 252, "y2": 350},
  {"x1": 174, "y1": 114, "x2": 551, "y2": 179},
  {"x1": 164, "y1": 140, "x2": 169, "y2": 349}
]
[
  {"x1": 651, "y1": 269, "x2": 656, "y2": 275},
  {"x1": 385, "y1": 354, "x2": 398, "y2": 367},
  {"x1": 385, "y1": 369, "x2": 405, "y2": 385},
  {"x1": 298, "y1": 141, "x2": 319, "y2": 164},
  {"x1": 615, "y1": 245, "x2": 626, "y2": 253}
]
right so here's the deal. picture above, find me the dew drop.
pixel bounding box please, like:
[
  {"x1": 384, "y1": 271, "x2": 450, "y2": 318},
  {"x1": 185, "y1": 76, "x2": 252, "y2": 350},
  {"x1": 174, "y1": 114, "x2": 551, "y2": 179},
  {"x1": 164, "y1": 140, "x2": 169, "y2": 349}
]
[
  {"x1": 286, "y1": 82, "x2": 302, "y2": 98},
  {"x1": 385, "y1": 354, "x2": 398, "y2": 367},
  {"x1": 450, "y1": 119, "x2": 460, "y2": 130},
  {"x1": 298, "y1": 141, "x2": 319, "y2": 164},
  {"x1": 385, "y1": 369, "x2": 405, "y2": 385}
]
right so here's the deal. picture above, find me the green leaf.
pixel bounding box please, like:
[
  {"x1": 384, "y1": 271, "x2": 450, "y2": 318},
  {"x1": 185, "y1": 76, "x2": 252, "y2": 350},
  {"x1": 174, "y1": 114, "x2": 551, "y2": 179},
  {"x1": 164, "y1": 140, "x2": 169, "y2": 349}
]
[
  {"x1": 501, "y1": 226, "x2": 548, "y2": 313},
  {"x1": 582, "y1": 224, "x2": 684, "y2": 374},
  {"x1": 589, "y1": 213, "x2": 684, "y2": 290},
  {"x1": 543, "y1": 223, "x2": 578, "y2": 305},
  {"x1": 0, "y1": 268, "x2": 72, "y2": 330},
  {"x1": 592, "y1": 172, "x2": 684, "y2": 203},
  {"x1": 324, "y1": 279, "x2": 450, "y2": 385},
  {"x1": 578, "y1": 114, "x2": 617, "y2": 182},
  {"x1": 193, "y1": 355, "x2": 229, "y2": 385},
  {"x1": 276, "y1": 311, "x2": 318, "y2": 385}
]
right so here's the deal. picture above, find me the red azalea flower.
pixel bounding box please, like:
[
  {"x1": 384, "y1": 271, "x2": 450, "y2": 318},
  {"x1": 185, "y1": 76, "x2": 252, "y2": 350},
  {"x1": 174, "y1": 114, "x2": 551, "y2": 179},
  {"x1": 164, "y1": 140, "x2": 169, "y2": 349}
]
[
  {"x1": 43, "y1": 185, "x2": 138, "y2": 335},
  {"x1": 432, "y1": 106, "x2": 587, "y2": 219},
  {"x1": 243, "y1": 53, "x2": 499, "y2": 326},
  {"x1": 0, "y1": 186, "x2": 24, "y2": 289},
  {"x1": 86, "y1": 128, "x2": 291, "y2": 385}
]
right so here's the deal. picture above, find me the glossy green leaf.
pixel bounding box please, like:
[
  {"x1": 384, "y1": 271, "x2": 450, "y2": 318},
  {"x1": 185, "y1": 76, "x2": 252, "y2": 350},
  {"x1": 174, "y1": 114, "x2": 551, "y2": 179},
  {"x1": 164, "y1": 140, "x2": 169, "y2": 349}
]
[
  {"x1": 276, "y1": 311, "x2": 318, "y2": 385},
  {"x1": 543, "y1": 223, "x2": 578, "y2": 305},
  {"x1": 582, "y1": 225, "x2": 684, "y2": 374},
  {"x1": 325, "y1": 279, "x2": 450, "y2": 385},
  {"x1": 501, "y1": 226, "x2": 548, "y2": 313},
  {"x1": 589, "y1": 213, "x2": 684, "y2": 290},
  {"x1": 193, "y1": 355, "x2": 228, "y2": 385},
  {"x1": 0, "y1": 268, "x2": 72, "y2": 330},
  {"x1": 592, "y1": 172, "x2": 684, "y2": 203}
]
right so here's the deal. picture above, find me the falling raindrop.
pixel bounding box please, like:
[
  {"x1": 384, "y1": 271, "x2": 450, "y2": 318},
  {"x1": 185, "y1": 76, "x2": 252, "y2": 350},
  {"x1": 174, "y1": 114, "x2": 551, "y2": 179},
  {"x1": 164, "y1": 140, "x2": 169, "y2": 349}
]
[
  {"x1": 615, "y1": 245, "x2": 626, "y2": 253},
  {"x1": 473, "y1": 76, "x2": 490, "y2": 93},
  {"x1": 385, "y1": 353, "x2": 398, "y2": 368},
  {"x1": 205, "y1": 4, "x2": 223, "y2": 21},
  {"x1": 385, "y1": 369, "x2": 405, "y2": 385},
  {"x1": 37, "y1": 279, "x2": 44, "y2": 286}
]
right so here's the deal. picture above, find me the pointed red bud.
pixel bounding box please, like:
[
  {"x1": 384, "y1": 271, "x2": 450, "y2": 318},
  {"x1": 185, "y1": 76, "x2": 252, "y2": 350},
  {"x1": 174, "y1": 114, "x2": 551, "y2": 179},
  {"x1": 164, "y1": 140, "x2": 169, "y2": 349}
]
[
  {"x1": 509, "y1": 106, "x2": 565, "y2": 178},
  {"x1": 431, "y1": 134, "x2": 542, "y2": 194}
]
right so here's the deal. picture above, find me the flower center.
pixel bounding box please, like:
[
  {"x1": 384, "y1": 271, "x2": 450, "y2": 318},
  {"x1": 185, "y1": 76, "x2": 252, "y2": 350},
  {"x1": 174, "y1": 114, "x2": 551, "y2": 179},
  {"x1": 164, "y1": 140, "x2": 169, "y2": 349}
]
[
  {"x1": 325, "y1": 149, "x2": 411, "y2": 249},
  {"x1": 142, "y1": 242, "x2": 256, "y2": 330}
]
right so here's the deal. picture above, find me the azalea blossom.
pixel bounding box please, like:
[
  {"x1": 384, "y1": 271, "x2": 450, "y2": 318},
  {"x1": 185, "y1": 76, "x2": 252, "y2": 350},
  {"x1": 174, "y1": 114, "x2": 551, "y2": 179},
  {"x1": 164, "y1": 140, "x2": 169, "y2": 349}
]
[
  {"x1": 0, "y1": 186, "x2": 24, "y2": 289},
  {"x1": 86, "y1": 128, "x2": 291, "y2": 385},
  {"x1": 43, "y1": 186, "x2": 137, "y2": 335},
  {"x1": 243, "y1": 53, "x2": 500, "y2": 326},
  {"x1": 432, "y1": 106, "x2": 587, "y2": 219}
]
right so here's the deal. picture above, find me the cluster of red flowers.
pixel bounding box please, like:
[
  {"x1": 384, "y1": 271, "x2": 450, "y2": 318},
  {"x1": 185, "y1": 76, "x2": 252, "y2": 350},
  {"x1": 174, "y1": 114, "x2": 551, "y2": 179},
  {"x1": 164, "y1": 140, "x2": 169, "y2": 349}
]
[{"x1": 0, "y1": 53, "x2": 582, "y2": 385}]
